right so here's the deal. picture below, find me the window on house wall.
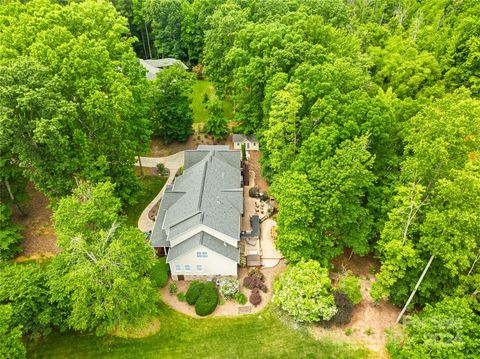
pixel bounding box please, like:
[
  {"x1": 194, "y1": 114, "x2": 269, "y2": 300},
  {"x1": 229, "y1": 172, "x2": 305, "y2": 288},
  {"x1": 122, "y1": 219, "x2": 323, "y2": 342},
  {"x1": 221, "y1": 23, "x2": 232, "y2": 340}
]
[
  {"x1": 175, "y1": 264, "x2": 181, "y2": 272},
  {"x1": 196, "y1": 265, "x2": 203, "y2": 272},
  {"x1": 196, "y1": 251, "x2": 208, "y2": 258},
  {"x1": 184, "y1": 264, "x2": 191, "y2": 272}
]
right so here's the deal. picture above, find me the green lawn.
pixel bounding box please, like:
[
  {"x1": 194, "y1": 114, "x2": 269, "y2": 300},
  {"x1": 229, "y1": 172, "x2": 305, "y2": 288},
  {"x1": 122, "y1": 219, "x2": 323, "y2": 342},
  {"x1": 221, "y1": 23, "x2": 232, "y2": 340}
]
[
  {"x1": 191, "y1": 80, "x2": 234, "y2": 124},
  {"x1": 26, "y1": 303, "x2": 370, "y2": 359},
  {"x1": 124, "y1": 175, "x2": 167, "y2": 227}
]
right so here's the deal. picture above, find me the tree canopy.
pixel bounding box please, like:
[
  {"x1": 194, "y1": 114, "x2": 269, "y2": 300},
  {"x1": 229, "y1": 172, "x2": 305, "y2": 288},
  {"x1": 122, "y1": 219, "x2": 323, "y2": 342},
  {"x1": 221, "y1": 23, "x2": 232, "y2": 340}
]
[
  {"x1": 274, "y1": 260, "x2": 337, "y2": 322},
  {"x1": 0, "y1": 0, "x2": 151, "y2": 204}
]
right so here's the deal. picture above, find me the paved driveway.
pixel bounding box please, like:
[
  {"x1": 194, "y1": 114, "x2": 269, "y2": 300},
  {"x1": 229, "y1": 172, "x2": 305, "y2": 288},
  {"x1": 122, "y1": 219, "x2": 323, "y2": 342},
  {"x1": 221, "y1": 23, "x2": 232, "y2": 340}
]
[{"x1": 136, "y1": 152, "x2": 184, "y2": 232}]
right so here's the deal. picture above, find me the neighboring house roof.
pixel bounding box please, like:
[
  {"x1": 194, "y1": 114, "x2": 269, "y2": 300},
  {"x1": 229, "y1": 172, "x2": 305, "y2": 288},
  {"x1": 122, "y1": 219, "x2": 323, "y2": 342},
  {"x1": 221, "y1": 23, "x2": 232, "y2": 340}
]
[
  {"x1": 144, "y1": 58, "x2": 188, "y2": 70},
  {"x1": 166, "y1": 231, "x2": 240, "y2": 263},
  {"x1": 233, "y1": 134, "x2": 258, "y2": 143},
  {"x1": 150, "y1": 146, "x2": 243, "y2": 264},
  {"x1": 139, "y1": 58, "x2": 188, "y2": 80}
]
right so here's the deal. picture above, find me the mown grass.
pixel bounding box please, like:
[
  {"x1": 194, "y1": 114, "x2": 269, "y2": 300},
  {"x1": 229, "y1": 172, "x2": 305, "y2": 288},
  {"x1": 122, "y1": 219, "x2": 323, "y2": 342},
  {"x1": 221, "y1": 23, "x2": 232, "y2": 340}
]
[
  {"x1": 191, "y1": 80, "x2": 234, "y2": 124},
  {"x1": 26, "y1": 303, "x2": 370, "y2": 359},
  {"x1": 123, "y1": 175, "x2": 167, "y2": 227}
]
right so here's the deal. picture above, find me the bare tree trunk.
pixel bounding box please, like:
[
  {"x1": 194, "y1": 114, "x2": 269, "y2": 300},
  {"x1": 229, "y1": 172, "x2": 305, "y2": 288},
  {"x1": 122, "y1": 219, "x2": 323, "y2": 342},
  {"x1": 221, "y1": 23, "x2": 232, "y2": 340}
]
[
  {"x1": 396, "y1": 255, "x2": 435, "y2": 324},
  {"x1": 468, "y1": 250, "x2": 480, "y2": 275},
  {"x1": 140, "y1": 28, "x2": 148, "y2": 59},
  {"x1": 144, "y1": 23, "x2": 153, "y2": 59},
  {"x1": 4, "y1": 180, "x2": 25, "y2": 216},
  {"x1": 402, "y1": 180, "x2": 427, "y2": 244},
  {"x1": 137, "y1": 155, "x2": 144, "y2": 176}
]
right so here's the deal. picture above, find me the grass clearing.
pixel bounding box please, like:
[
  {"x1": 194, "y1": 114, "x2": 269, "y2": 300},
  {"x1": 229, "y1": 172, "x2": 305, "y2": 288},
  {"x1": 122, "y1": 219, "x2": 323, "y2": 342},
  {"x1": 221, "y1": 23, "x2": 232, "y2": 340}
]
[
  {"x1": 123, "y1": 174, "x2": 167, "y2": 227},
  {"x1": 191, "y1": 80, "x2": 234, "y2": 124},
  {"x1": 26, "y1": 303, "x2": 370, "y2": 359}
]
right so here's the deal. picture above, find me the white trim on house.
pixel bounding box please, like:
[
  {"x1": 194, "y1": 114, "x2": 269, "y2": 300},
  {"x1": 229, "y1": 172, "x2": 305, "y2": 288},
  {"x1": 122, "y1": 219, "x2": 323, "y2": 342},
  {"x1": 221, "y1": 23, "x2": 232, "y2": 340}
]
[{"x1": 169, "y1": 224, "x2": 238, "y2": 248}]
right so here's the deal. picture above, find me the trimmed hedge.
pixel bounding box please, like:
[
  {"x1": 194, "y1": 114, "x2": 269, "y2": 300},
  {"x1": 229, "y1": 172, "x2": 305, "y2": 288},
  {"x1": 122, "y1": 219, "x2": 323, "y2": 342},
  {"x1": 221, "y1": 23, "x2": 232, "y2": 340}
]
[
  {"x1": 195, "y1": 282, "x2": 218, "y2": 316},
  {"x1": 150, "y1": 257, "x2": 169, "y2": 288},
  {"x1": 186, "y1": 281, "x2": 205, "y2": 305}
]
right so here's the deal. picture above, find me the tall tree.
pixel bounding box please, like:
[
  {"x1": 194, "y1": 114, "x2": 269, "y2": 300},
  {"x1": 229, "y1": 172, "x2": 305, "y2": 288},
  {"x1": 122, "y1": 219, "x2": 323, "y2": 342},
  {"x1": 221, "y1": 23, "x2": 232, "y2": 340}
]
[
  {"x1": 50, "y1": 181, "x2": 157, "y2": 335},
  {"x1": 0, "y1": 0, "x2": 151, "y2": 204},
  {"x1": 0, "y1": 262, "x2": 54, "y2": 336},
  {"x1": 150, "y1": 65, "x2": 195, "y2": 143},
  {"x1": 0, "y1": 304, "x2": 26, "y2": 359},
  {"x1": 0, "y1": 204, "x2": 23, "y2": 260}
]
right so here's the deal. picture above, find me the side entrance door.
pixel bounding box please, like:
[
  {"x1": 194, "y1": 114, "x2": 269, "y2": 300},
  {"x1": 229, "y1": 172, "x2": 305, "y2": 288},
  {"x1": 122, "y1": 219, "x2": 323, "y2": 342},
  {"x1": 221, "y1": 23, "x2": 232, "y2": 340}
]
[{"x1": 177, "y1": 275, "x2": 185, "y2": 281}]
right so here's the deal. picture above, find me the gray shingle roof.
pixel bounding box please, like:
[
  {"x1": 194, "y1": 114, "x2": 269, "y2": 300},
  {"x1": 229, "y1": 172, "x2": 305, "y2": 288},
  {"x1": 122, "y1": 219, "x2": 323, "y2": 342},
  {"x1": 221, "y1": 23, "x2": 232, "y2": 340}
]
[
  {"x1": 232, "y1": 134, "x2": 257, "y2": 143},
  {"x1": 139, "y1": 58, "x2": 188, "y2": 80},
  {"x1": 166, "y1": 231, "x2": 240, "y2": 263},
  {"x1": 143, "y1": 58, "x2": 188, "y2": 70},
  {"x1": 151, "y1": 146, "x2": 242, "y2": 262}
]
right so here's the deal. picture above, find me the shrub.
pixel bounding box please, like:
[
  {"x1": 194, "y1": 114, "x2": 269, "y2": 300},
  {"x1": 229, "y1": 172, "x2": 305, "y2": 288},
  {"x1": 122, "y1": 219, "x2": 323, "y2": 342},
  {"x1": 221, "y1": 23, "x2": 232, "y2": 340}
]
[
  {"x1": 243, "y1": 276, "x2": 254, "y2": 289},
  {"x1": 329, "y1": 291, "x2": 354, "y2": 325},
  {"x1": 156, "y1": 163, "x2": 169, "y2": 177},
  {"x1": 249, "y1": 288, "x2": 262, "y2": 306},
  {"x1": 195, "y1": 282, "x2": 218, "y2": 316},
  {"x1": 235, "y1": 292, "x2": 247, "y2": 305},
  {"x1": 217, "y1": 277, "x2": 239, "y2": 299},
  {"x1": 344, "y1": 328, "x2": 353, "y2": 336},
  {"x1": 186, "y1": 281, "x2": 205, "y2": 305},
  {"x1": 248, "y1": 186, "x2": 259, "y2": 198},
  {"x1": 177, "y1": 292, "x2": 186, "y2": 302},
  {"x1": 274, "y1": 260, "x2": 337, "y2": 322},
  {"x1": 338, "y1": 271, "x2": 362, "y2": 305},
  {"x1": 169, "y1": 282, "x2": 177, "y2": 294},
  {"x1": 248, "y1": 268, "x2": 265, "y2": 282},
  {"x1": 243, "y1": 269, "x2": 266, "y2": 291},
  {"x1": 150, "y1": 257, "x2": 169, "y2": 288}
]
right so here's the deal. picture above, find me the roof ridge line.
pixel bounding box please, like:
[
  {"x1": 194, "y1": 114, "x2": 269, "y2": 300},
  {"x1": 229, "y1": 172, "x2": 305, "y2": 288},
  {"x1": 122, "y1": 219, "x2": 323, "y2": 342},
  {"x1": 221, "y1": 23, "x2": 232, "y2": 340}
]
[{"x1": 197, "y1": 160, "x2": 208, "y2": 210}]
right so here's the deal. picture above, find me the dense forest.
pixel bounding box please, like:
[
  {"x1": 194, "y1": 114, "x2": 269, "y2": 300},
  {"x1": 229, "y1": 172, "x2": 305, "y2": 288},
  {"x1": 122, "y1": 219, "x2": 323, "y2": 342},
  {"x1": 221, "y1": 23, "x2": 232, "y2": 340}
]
[{"x1": 1, "y1": 0, "x2": 480, "y2": 357}]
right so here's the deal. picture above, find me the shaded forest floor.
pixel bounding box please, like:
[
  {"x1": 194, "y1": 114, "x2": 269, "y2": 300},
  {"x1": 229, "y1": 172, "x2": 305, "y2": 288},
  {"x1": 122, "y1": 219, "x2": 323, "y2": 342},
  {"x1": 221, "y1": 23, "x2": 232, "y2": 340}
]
[
  {"x1": 310, "y1": 252, "x2": 400, "y2": 357},
  {"x1": 11, "y1": 183, "x2": 59, "y2": 259}
]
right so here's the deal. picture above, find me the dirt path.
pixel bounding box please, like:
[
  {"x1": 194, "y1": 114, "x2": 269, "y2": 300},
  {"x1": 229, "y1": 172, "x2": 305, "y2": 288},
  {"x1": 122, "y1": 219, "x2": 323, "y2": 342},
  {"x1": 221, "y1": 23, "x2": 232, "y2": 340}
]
[
  {"x1": 10, "y1": 183, "x2": 59, "y2": 258},
  {"x1": 147, "y1": 132, "x2": 234, "y2": 157},
  {"x1": 310, "y1": 253, "x2": 400, "y2": 357},
  {"x1": 248, "y1": 151, "x2": 269, "y2": 192},
  {"x1": 160, "y1": 261, "x2": 286, "y2": 318}
]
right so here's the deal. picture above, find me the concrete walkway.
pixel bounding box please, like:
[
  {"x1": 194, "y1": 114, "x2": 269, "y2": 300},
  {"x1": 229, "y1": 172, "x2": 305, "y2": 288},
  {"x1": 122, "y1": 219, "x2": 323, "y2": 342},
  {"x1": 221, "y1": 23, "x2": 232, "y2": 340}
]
[{"x1": 136, "y1": 152, "x2": 184, "y2": 232}]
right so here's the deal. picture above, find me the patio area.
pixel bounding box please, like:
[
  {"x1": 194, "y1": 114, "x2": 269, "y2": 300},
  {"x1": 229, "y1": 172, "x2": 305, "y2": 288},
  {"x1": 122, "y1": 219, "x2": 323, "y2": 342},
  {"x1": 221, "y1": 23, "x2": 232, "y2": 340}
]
[{"x1": 241, "y1": 166, "x2": 282, "y2": 268}]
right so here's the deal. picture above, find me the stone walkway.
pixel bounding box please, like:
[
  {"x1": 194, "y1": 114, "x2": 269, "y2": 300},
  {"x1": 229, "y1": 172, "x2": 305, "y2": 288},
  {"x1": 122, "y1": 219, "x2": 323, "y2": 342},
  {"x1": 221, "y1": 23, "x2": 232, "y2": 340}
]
[{"x1": 136, "y1": 152, "x2": 184, "y2": 232}]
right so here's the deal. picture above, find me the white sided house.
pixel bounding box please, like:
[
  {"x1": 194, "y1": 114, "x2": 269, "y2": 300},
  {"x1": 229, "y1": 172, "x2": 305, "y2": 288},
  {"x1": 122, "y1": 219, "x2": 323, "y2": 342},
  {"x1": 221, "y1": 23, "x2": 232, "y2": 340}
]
[
  {"x1": 232, "y1": 134, "x2": 259, "y2": 151},
  {"x1": 150, "y1": 145, "x2": 243, "y2": 280}
]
